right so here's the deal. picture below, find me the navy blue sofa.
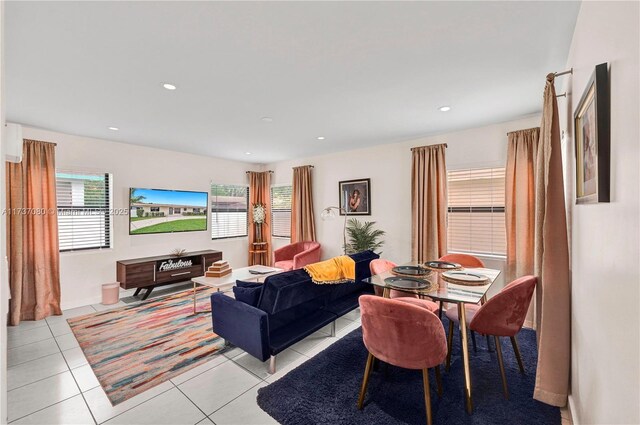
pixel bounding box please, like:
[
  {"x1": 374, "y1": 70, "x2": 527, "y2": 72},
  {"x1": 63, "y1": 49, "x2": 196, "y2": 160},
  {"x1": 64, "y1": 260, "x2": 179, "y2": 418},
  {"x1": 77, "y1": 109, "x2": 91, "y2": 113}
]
[{"x1": 210, "y1": 251, "x2": 379, "y2": 372}]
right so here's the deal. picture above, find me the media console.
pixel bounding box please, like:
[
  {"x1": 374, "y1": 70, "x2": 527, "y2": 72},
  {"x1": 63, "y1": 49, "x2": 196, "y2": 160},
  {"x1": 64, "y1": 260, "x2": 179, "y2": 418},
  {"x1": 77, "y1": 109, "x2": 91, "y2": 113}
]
[{"x1": 117, "y1": 249, "x2": 223, "y2": 299}]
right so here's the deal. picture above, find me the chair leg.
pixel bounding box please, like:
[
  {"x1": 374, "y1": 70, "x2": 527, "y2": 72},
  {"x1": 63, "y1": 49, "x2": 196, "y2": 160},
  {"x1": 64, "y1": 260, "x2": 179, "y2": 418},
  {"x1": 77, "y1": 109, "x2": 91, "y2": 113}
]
[
  {"x1": 446, "y1": 321, "x2": 454, "y2": 371},
  {"x1": 494, "y1": 336, "x2": 509, "y2": 399},
  {"x1": 471, "y1": 330, "x2": 477, "y2": 352},
  {"x1": 486, "y1": 334, "x2": 493, "y2": 352},
  {"x1": 434, "y1": 365, "x2": 443, "y2": 397},
  {"x1": 422, "y1": 369, "x2": 433, "y2": 425},
  {"x1": 357, "y1": 353, "x2": 375, "y2": 409},
  {"x1": 510, "y1": 335, "x2": 525, "y2": 374}
]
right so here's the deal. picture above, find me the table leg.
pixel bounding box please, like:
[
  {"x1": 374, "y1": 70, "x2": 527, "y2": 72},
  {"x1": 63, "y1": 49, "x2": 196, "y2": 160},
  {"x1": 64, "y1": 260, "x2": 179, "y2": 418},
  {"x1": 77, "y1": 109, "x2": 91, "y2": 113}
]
[
  {"x1": 458, "y1": 303, "x2": 473, "y2": 413},
  {"x1": 382, "y1": 287, "x2": 391, "y2": 298},
  {"x1": 193, "y1": 281, "x2": 197, "y2": 315}
]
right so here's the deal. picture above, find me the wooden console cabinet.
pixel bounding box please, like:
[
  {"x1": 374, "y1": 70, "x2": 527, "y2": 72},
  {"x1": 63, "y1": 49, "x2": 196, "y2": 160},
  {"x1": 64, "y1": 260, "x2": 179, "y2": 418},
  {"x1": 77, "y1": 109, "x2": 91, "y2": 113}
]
[{"x1": 117, "y1": 250, "x2": 222, "y2": 299}]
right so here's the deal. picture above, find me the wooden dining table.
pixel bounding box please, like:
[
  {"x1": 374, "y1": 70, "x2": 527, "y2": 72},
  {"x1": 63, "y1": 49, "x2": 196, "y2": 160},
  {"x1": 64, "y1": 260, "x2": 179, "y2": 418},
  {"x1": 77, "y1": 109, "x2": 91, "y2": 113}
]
[{"x1": 363, "y1": 262, "x2": 501, "y2": 414}]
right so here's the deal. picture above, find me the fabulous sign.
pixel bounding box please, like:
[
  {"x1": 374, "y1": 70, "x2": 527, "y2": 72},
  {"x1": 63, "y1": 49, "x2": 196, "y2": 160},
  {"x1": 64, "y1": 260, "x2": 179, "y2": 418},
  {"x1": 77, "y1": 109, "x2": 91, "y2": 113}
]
[{"x1": 157, "y1": 258, "x2": 193, "y2": 272}]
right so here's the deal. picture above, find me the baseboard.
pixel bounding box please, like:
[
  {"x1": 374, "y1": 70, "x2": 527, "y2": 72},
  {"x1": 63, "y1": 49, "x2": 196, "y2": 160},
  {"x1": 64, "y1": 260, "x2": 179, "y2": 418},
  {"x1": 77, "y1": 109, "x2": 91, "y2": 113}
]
[
  {"x1": 61, "y1": 295, "x2": 102, "y2": 311},
  {"x1": 568, "y1": 394, "x2": 579, "y2": 425}
]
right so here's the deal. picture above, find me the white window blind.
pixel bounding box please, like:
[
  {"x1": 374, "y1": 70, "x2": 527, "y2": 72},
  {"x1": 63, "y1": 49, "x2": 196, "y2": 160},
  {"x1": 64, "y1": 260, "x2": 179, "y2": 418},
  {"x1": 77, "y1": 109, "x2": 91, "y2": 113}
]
[
  {"x1": 211, "y1": 184, "x2": 249, "y2": 239},
  {"x1": 447, "y1": 167, "x2": 506, "y2": 256},
  {"x1": 271, "y1": 185, "x2": 292, "y2": 238},
  {"x1": 56, "y1": 171, "x2": 111, "y2": 252}
]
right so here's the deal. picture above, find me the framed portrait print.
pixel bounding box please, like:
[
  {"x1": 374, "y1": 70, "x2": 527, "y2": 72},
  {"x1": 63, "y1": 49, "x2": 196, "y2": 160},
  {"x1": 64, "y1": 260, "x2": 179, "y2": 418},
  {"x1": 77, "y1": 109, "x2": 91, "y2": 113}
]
[
  {"x1": 338, "y1": 178, "x2": 371, "y2": 215},
  {"x1": 574, "y1": 62, "x2": 610, "y2": 204}
]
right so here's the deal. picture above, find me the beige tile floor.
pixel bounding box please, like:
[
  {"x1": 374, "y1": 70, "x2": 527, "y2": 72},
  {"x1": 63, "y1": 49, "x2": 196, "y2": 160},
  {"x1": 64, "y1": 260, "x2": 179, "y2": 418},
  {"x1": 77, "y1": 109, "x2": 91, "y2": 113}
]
[{"x1": 6, "y1": 292, "x2": 573, "y2": 424}]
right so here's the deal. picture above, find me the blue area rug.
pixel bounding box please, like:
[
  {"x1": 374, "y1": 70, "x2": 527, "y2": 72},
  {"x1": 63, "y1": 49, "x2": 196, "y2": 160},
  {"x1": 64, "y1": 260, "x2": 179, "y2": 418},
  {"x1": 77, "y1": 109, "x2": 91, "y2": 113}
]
[{"x1": 257, "y1": 317, "x2": 559, "y2": 424}]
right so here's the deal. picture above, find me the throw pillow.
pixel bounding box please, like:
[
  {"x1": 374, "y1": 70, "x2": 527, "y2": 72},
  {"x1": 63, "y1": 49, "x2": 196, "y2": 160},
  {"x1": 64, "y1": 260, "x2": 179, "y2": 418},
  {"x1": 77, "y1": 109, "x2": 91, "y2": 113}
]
[{"x1": 233, "y1": 280, "x2": 262, "y2": 306}]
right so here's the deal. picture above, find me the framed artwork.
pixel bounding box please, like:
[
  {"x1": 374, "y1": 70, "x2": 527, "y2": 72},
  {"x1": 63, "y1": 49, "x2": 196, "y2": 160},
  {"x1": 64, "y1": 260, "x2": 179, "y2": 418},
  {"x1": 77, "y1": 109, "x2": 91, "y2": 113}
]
[
  {"x1": 574, "y1": 62, "x2": 610, "y2": 204},
  {"x1": 338, "y1": 178, "x2": 371, "y2": 215}
]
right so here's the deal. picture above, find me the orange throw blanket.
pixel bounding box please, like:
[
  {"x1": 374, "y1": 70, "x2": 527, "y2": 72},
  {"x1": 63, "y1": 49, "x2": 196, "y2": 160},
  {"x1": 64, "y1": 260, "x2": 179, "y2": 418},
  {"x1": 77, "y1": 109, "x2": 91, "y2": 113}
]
[{"x1": 304, "y1": 256, "x2": 356, "y2": 285}]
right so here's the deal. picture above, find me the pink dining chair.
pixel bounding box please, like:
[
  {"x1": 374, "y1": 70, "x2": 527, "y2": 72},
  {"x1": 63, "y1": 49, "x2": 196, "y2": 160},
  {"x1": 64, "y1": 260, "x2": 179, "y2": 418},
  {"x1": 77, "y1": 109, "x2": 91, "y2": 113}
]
[
  {"x1": 358, "y1": 295, "x2": 448, "y2": 425},
  {"x1": 438, "y1": 253, "x2": 485, "y2": 269},
  {"x1": 437, "y1": 253, "x2": 486, "y2": 348},
  {"x1": 369, "y1": 259, "x2": 438, "y2": 313},
  {"x1": 445, "y1": 275, "x2": 537, "y2": 399}
]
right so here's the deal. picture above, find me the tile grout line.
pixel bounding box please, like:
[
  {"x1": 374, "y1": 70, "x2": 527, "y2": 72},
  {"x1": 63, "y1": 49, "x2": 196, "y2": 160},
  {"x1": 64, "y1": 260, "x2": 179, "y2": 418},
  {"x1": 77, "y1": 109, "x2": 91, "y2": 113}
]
[
  {"x1": 206, "y1": 381, "x2": 266, "y2": 419},
  {"x1": 6, "y1": 338, "x2": 60, "y2": 367},
  {"x1": 174, "y1": 385, "x2": 211, "y2": 423},
  {"x1": 48, "y1": 313, "x2": 100, "y2": 425}
]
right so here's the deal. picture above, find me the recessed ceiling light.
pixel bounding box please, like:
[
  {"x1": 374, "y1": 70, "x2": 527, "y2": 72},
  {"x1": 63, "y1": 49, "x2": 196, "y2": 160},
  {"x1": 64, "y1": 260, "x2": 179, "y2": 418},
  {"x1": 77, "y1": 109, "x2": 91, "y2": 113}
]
[
  {"x1": 245, "y1": 152, "x2": 252, "y2": 155},
  {"x1": 439, "y1": 106, "x2": 451, "y2": 112},
  {"x1": 108, "y1": 126, "x2": 119, "y2": 131},
  {"x1": 162, "y1": 83, "x2": 177, "y2": 90},
  {"x1": 317, "y1": 136, "x2": 325, "y2": 140},
  {"x1": 261, "y1": 117, "x2": 273, "y2": 122}
]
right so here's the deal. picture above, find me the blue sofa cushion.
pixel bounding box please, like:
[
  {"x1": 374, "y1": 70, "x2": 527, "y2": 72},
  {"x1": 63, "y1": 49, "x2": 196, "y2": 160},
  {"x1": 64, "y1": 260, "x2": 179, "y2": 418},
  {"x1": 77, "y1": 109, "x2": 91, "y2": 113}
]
[
  {"x1": 233, "y1": 280, "x2": 262, "y2": 307},
  {"x1": 258, "y1": 269, "x2": 329, "y2": 314}
]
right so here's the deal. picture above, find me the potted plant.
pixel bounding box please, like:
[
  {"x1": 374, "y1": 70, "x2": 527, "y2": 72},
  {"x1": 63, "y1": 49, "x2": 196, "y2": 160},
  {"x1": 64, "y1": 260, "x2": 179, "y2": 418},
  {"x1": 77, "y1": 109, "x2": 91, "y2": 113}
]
[{"x1": 344, "y1": 218, "x2": 385, "y2": 255}]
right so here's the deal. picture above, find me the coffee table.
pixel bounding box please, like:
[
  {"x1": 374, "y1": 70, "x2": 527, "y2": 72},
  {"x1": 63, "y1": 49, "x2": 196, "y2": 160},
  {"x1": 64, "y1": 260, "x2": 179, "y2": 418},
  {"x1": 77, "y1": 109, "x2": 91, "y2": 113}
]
[{"x1": 190, "y1": 265, "x2": 283, "y2": 314}]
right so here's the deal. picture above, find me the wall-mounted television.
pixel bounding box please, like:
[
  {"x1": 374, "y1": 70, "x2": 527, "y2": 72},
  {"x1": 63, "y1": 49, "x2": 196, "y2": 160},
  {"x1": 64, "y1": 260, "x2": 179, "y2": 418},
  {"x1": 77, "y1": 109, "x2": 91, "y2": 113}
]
[{"x1": 129, "y1": 188, "x2": 208, "y2": 235}]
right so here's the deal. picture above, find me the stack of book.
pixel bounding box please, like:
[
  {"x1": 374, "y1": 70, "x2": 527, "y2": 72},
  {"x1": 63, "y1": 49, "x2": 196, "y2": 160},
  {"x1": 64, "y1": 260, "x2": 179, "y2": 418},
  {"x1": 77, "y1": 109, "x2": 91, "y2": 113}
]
[{"x1": 205, "y1": 260, "x2": 232, "y2": 278}]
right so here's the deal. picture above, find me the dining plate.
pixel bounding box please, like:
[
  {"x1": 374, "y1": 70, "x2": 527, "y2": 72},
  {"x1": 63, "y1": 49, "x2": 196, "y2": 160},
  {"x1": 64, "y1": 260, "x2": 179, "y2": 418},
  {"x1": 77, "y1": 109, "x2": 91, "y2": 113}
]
[
  {"x1": 384, "y1": 276, "x2": 429, "y2": 290},
  {"x1": 442, "y1": 271, "x2": 489, "y2": 284},
  {"x1": 424, "y1": 261, "x2": 461, "y2": 270},
  {"x1": 391, "y1": 265, "x2": 429, "y2": 276}
]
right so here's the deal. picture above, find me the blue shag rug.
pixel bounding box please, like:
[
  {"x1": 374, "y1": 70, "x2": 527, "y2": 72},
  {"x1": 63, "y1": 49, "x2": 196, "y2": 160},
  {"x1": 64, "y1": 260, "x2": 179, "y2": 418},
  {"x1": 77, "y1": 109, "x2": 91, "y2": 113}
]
[{"x1": 257, "y1": 317, "x2": 560, "y2": 424}]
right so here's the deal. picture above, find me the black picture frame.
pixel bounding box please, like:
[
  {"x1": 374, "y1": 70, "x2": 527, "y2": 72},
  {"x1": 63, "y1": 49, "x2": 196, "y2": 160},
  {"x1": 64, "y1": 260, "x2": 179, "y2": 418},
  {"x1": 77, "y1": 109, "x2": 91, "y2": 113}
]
[
  {"x1": 338, "y1": 178, "x2": 371, "y2": 215},
  {"x1": 574, "y1": 62, "x2": 610, "y2": 204}
]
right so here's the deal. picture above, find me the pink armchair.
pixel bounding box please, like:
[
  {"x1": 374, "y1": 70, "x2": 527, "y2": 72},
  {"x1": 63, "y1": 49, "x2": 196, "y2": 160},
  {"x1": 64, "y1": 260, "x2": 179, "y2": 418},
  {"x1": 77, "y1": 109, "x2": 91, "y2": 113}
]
[{"x1": 273, "y1": 241, "x2": 321, "y2": 271}]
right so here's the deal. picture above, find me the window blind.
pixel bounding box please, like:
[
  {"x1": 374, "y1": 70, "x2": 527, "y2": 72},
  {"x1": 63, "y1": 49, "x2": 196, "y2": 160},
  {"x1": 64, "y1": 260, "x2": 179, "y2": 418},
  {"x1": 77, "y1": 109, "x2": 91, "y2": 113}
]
[
  {"x1": 211, "y1": 184, "x2": 249, "y2": 239},
  {"x1": 447, "y1": 167, "x2": 506, "y2": 256},
  {"x1": 56, "y1": 171, "x2": 111, "y2": 252},
  {"x1": 271, "y1": 185, "x2": 292, "y2": 238}
]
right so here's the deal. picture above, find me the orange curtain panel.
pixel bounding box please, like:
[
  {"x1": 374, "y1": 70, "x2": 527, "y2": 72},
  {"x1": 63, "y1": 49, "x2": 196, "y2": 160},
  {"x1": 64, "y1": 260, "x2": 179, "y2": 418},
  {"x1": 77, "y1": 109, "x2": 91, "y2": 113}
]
[
  {"x1": 6, "y1": 139, "x2": 62, "y2": 326},
  {"x1": 411, "y1": 144, "x2": 448, "y2": 263},
  {"x1": 291, "y1": 165, "x2": 316, "y2": 243},
  {"x1": 533, "y1": 74, "x2": 571, "y2": 407},
  {"x1": 247, "y1": 171, "x2": 273, "y2": 266},
  {"x1": 505, "y1": 127, "x2": 540, "y2": 283}
]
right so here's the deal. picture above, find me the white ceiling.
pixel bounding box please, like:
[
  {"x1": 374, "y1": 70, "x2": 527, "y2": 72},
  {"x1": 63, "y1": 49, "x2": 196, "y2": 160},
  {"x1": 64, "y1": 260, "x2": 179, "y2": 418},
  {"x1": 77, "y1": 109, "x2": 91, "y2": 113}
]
[{"x1": 5, "y1": 1, "x2": 580, "y2": 164}]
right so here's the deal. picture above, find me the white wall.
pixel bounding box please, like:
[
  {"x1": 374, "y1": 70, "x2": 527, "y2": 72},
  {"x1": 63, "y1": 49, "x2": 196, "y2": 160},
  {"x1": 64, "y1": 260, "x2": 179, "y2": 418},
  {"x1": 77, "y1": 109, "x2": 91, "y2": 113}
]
[
  {"x1": 559, "y1": 2, "x2": 640, "y2": 424},
  {"x1": 20, "y1": 127, "x2": 260, "y2": 310},
  {"x1": 0, "y1": 1, "x2": 8, "y2": 422},
  {"x1": 269, "y1": 114, "x2": 541, "y2": 298}
]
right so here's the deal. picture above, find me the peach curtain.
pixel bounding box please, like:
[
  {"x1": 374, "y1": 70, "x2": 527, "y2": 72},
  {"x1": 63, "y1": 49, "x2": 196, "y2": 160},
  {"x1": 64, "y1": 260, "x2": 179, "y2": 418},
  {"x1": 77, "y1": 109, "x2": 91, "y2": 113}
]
[
  {"x1": 6, "y1": 140, "x2": 61, "y2": 326},
  {"x1": 291, "y1": 165, "x2": 316, "y2": 242},
  {"x1": 248, "y1": 171, "x2": 272, "y2": 266},
  {"x1": 411, "y1": 144, "x2": 447, "y2": 263},
  {"x1": 533, "y1": 74, "x2": 571, "y2": 406},
  {"x1": 505, "y1": 127, "x2": 540, "y2": 283}
]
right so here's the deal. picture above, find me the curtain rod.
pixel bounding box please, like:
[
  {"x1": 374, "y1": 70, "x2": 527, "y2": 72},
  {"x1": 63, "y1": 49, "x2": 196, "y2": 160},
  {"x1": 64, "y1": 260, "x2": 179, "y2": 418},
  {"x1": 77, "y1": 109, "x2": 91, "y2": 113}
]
[
  {"x1": 245, "y1": 170, "x2": 274, "y2": 174},
  {"x1": 410, "y1": 143, "x2": 448, "y2": 151},
  {"x1": 554, "y1": 68, "x2": 573, "y2": 77},
  {"x1": 293, "y1": 165, "x2": 314, "y2": 169}
]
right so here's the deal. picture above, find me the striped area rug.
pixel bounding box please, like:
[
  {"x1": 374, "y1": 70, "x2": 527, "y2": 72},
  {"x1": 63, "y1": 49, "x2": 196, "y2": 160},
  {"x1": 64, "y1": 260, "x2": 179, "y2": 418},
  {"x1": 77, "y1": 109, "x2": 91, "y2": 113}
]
[{"x1": 68, "y1": 287, "x2": 225, "y2": 405}]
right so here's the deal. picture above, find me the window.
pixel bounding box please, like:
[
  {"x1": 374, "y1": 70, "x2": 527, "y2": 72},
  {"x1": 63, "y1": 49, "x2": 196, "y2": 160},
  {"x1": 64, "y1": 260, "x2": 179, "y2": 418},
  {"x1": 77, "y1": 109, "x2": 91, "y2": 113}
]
[
  {"x1": 211, "y1": 184, "x2": 249, "y2": 239},
  {"x1": 271, "y1": 185, "x2": 292, "y2": 238},
  {"x1": 447, "y1": 167, "x2": 506, "y2": 256},
  {"x1": 56, "y1": 171, "x2": 111, "y2": 252}
]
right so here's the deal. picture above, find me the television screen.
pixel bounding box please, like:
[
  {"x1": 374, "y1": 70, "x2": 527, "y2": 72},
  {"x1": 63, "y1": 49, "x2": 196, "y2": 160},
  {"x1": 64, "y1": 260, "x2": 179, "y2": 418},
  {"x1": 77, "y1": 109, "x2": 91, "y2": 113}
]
[{"x1": 129, "y1": 188, "x2": 208, "y2": 235}]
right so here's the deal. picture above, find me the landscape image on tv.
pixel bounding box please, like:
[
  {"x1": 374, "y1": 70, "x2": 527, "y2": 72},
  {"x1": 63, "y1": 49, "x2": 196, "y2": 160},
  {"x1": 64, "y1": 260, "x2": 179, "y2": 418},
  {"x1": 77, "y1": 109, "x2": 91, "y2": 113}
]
[{"x1": 129, "y1": 188, "x2": 208, "y2": 235}]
